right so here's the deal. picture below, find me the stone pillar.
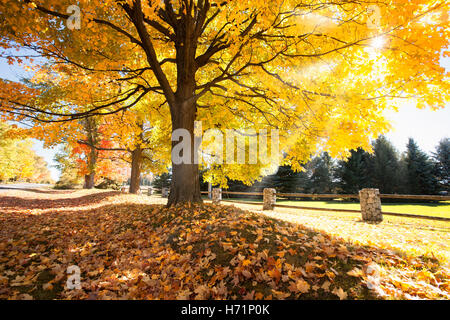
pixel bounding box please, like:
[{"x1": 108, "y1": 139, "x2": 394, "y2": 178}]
[
  {"x1": 147, "y1": 187, "x2": 153, "y2": 196},
  {"x1": 121, "y1": 186, "x2": 127, "y2": 193},
  {"x1": 212, "y1": 188, "x2": 222, "y2": 205},
  {"x1": 359, "y1": 188, "x2": 383, "y2": 222},
  {"x1": 263, "y1": 188, "x2": 276, "y2": 210},
  {"x1": 162, "y1": 187, "x2": 169, "y2": 198}
]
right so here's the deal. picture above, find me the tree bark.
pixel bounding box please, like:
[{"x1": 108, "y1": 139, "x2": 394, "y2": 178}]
[
  {"x1": 83, "y1": 149, "x2": 97, "y2": 189},
  {"x1": 167, "y1": 99, "x2": 202, "y2": 206},
  {"x1": 131, "y1": 6, "x2": 203, "y2": 206},
  {"x1": 166, "y1": 22, "x2": 203, "y2": 207},
  {"x1": 84, "y1": 173, "x2": 95, "y2": 189},
  {"x1": 129, "y1": 146, "x2": 142, "y2": 194},
  {"x1": 82, "y1": 118, "x2": 98, "y2": 190}
]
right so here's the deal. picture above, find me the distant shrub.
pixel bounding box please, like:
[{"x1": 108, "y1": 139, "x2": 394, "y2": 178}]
[
  {"x1": 54, "y1": 180, "x2": 77, "y2": 190},
  {"x1": 95, "y1": 178, "x2": 122, "y2": 190},
  {"x1": 53, "y1": 174, "x2": 80, "y2": 190}
]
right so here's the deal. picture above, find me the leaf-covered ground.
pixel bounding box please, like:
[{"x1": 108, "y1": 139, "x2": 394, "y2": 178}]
[{"x1": 0, "y1": 189, "x2": 448, "y2": 300}]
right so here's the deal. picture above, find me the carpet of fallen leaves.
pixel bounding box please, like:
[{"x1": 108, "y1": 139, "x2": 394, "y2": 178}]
[{"x1": 0, "y1": 189, "x2": 449, "y2": 300}]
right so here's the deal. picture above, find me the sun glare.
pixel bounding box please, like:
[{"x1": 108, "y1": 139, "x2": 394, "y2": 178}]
[{"x1": 371, "y1": 37, "x2": 385, "y2": 50}]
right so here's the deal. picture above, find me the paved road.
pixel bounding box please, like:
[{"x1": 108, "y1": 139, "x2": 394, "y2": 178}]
[{"x1": 0, "y1": 183, "x2": 52, "y2": 191}]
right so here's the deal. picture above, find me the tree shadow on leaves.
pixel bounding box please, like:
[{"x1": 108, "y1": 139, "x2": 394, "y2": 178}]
[{"x1": 0, "y1": 191, "x2": 120, "y2": 210}]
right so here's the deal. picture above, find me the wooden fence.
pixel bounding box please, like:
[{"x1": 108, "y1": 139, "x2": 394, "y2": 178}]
[{"x1": 200, "y1": 190, "x2": 450, "y2": 222}]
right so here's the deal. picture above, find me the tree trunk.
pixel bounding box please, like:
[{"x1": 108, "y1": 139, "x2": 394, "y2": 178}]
[
  {"x1": 83, "y1": 148, "x2": 96, "y2": 189},
  {"x1": 167, "y1": 99, "x2": 202, "y2": 206},
  {"x1": 84, "y1": 173, "x2": 95, "y2": 189},
  {"x1": 82, "y1": 118, "x2": 98, "y2": 190},
  {"x1": 165, "y1": 20, "x2": 202, "y2": 206},
  {"x1": 129, "y1": 147, "x2": 142, "y2": 194}
]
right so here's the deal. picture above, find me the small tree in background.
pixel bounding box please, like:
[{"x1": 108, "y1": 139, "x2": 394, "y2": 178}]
[
  {"x1": 31, "y1": 155, "x2": 53, "y2": 184},
  {"x1": 53, "y1": 144, "x2": 83, "y2": 189},
  {"x1": 152, "y1": 173, "x2": 172, "y2": 190},
  {"x1": 0, "y1": 121, "x2": 39, "y2": 183}
]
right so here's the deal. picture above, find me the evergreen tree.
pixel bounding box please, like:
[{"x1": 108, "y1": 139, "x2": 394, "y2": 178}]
[
  {"x1": 397, "y1": 155, "x2": 409, "y2": 194},
  {"x1": 152, "y1": 172, "x2": 172, "y2": 189},
  {"x1": 268, "y1": 165, "x2": 311, "y2": 194},
  {"x1": 404, "y1": 138, "x2": 437, "y2": 194},
  {"x1": 309, "y1": 153, "x2": 334, "y2": 194},
  {"x1": 334, "y1": 148, "x2": 372, "y2": 194},
  {"x1": 371, "y1": 136, "x2": 400, "y2": 194},
  {"x1": 226, "y1": 164, "x2": 311, "y2": 196},
  {"x1": 432, "y1": 138, "x2": 450, "y2": 193}
]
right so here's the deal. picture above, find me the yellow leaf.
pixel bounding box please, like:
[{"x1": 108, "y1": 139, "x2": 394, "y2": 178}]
[
  {"x1": 332, "y1": 287, "x2": 348, "y2": 300},
  {"x1": 347, "y1": 268, "x2": 364, "y2": 277},
  {"x1": 296, "y1": 279, "x2": 310, "y2": 294}
]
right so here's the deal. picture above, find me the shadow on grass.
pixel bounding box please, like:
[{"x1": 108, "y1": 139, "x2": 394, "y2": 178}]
[
  {"x1": 0, "y1": 191, "x2": 120, "y2": 210},
  {"x1": 0, "y1": 188, "x2": 74, "y2": 195}
]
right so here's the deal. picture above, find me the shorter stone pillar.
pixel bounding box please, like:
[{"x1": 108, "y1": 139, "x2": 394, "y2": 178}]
[
  {"x1": 212, "y1": 188, "x2": 222, "y2": 205},
  {"x1": 359, "y1": 188, "x2": 383, "y2": 222},
  {"x1": 162, "y1": 187, "x2": 169, "y2": 198},
  {"x1": 263, "y1": 188, "x2": 276, "y2": 210},
  {"x1": 121, "y1": 186, "x2": 127, "y2": 193},
  {"x1": 147, "y1": 187, "x2": 153, "y2": 196}
]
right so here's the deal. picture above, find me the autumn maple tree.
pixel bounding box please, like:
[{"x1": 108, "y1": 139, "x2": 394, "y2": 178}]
[
  {"x1": 96, "y1": 109, "x2": 171, "y2": 193},
  {"x1": 30, "y1": 107, "x2": 170, "y2": 192},
  {"x1": 0, "y1": 0, "x2": 448, "y2": 205},
  {"x1": 0, "y1": 121, "x2": 40, "y2": 182},
  {"x1": 30, "y1": 117, "x2": 126, "y2": 188}
]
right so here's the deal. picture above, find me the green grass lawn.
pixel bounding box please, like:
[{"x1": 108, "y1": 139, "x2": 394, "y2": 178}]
[{"x1": 212, "y1": 197, "x2": 450, "y2": 219}]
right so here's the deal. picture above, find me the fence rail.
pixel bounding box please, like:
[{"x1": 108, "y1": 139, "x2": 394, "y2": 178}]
[
  {"x1": 278, "y1": 193, "x2": 359, "y2": 199},
  {"x1": 200, "y1": 189, "x2": 450, "y2": 223},
  {"x1": 379, "y1": 194, "x2": 450, "y2": 201}
]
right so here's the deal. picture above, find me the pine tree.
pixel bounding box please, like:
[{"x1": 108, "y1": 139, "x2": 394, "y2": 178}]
[
  {"x1": 432, "y1": 138, "x2": 450, "y2": 193},
  {"x1": 309, "y1": 153, "x2": 334, "y2": 194},
  {"x1": 371, "y1": 136, "x2": 401, "y2": 194},
  {"x1": 152, "y1": 173, "x2": 172, "y2": 190},
  {"x1": 334, "y1": 148, "x2": 372, "y2": 194},
  {"x1": 397, "y1": 155, "x2": 409, "y2": 194},
  {"x1": 268, "y1": 165, "x2": 311, "y2": 194},
  {"x1": 404, "y1": 138, "x2": 437, "y2": 195}
]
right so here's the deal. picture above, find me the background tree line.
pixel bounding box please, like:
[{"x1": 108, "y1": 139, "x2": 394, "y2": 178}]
[
  {"x1": 153, "y1": 136, "x2": 449, "y2": 196},
  {"x1": 0, "y1": 121, "x2": 53, "y2": 184},
  {"x1": 249, "y1": 136, "x2": 449, "y2": 196}
]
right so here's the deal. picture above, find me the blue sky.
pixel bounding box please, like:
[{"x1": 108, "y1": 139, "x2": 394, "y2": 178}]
[{"x1": 0, "y1": 55, "x2": 448, "y2": 181}]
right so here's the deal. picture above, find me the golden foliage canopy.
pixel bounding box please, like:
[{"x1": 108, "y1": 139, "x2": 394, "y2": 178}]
[{"x1": 0, "y1": 0, "x2": 448, "y2": 185}]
